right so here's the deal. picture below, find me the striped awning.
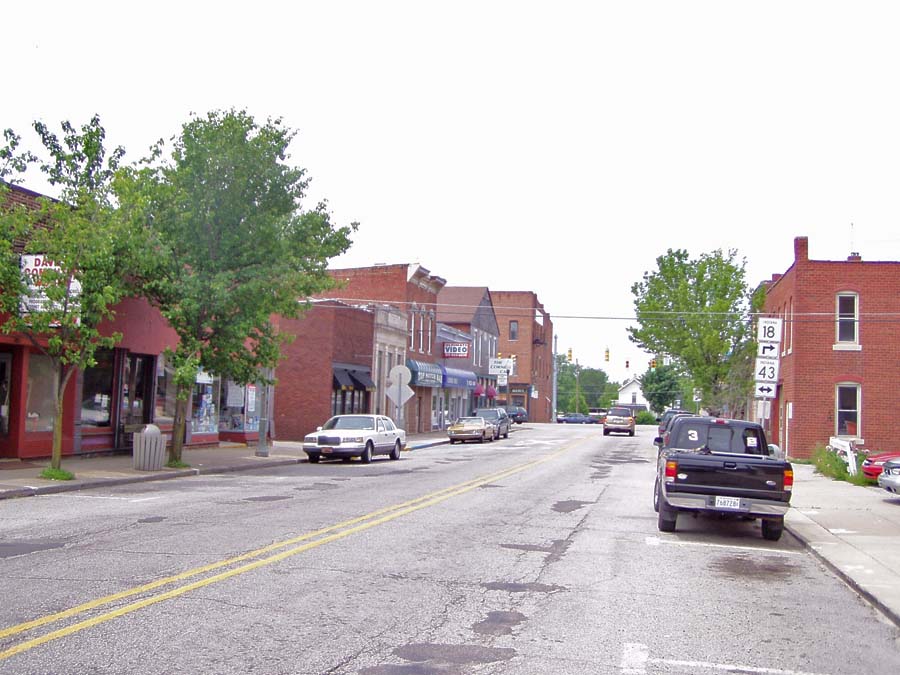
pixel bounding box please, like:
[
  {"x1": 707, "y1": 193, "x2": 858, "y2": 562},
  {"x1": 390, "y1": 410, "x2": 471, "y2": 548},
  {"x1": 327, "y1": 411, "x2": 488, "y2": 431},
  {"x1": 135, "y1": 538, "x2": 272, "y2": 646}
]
[{"x1": 407, "y1": 359, "x2": 442, "y2": 388}]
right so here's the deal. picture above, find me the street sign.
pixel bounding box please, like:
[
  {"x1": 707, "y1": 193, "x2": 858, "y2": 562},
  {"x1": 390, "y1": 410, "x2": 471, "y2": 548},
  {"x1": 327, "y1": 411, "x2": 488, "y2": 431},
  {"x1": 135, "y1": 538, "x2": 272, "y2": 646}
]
[
  {"x1": 754, "y1": 382, "x2": 776, "y2": 399},
  {"x1": 757, "y1": 317, "x2": 783, "y2": 344},
  {"x1": 497, "y1": 372, "x2": 508, "y2": 386},
  {"x1": 385, "y1": 365, "x2": 414, "y2": 407},
  {"x1": 754, "y1": 357, "x2": 780, "y2": 383},
  {"x1": 489, "y1": 357, "x2": 514, "y2": 375},
  {"x1": 757, "y1": 342, "x2": 779, "y2": 358}
]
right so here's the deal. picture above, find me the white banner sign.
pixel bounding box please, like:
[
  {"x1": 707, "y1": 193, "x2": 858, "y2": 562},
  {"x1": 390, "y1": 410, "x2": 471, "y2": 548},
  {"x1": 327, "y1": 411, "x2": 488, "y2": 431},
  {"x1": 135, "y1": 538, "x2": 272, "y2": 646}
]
[
  {"x1": 442, "y1": 342, "x2": 470, "y2": 358},
  {"x1": 20, "y1": 254, "x2": 82, "y2": 314}
]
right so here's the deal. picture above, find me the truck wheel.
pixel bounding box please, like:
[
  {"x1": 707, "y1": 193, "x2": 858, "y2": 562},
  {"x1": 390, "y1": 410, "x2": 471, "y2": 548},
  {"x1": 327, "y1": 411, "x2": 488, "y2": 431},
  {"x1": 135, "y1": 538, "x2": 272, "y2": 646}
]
[
  {"x1": 653, "y1": 477, "x2": 660, "y2": 513},
  {"x1": 761, "y1": 517, "x2": 784, "y2": 541},
  {"x1": 657, "y1": 497, "x2": 677, "y2": 532}
]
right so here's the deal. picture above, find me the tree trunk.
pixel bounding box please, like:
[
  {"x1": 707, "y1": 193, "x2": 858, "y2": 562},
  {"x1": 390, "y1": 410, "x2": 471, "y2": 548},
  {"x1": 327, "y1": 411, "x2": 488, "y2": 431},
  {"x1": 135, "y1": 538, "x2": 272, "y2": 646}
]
[
  {"x1": 169, "y1": 387, "x2": 189, "y2": 464},
  {"x1": 51, "y1": 366, "x2": 75, "y2": 472}
]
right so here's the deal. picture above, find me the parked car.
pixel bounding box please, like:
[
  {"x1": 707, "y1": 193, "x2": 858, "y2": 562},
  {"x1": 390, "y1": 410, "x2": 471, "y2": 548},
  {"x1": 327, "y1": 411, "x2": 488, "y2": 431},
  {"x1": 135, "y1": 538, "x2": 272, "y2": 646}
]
[
  {"x1": 877, "y1": 459, "x2": 900, "y2": 494},
  {"x1": 502, "y1": 405, "x2": 529, "y2": 424},
  {"x1": 657, "y1": 408, "x2": 693, "y2": 436},
  {"x1": 862, "y1": 451, "x2": 900, "y2": 480},
  {"x1": 654, "y1": 412, "x2": 695, "y2": 451},
  {"x1": 588, "y1": 408, "x2": 609, "y2": 424},
  {"x1": 472, "y1": 408, "x2": 510, "y2": 439},
  {"x1": 654, "y1": 416, "x2": 793, "y2": 540},
  {"x1": 604, "y1": 407, "x2": 635, "y2": 436},
  {"x1": 302, "y1": 414, "x2": 405, "y2": 463},
  {"x1": 447, "y1": 417, "x2": 495, "y2": 444},
  {"x1": 558, "y1": 412, "x2": 594, "y2": 424}
]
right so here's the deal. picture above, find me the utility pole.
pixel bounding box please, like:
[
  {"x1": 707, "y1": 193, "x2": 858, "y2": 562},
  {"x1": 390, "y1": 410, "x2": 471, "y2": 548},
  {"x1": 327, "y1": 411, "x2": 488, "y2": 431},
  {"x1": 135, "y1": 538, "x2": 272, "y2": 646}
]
[
  {"x1": 552, "y1": 334, "x2": 558, "y2": 421},
  {"x1": 255, "y1": 367, "x2": 271, "y2": 457}
]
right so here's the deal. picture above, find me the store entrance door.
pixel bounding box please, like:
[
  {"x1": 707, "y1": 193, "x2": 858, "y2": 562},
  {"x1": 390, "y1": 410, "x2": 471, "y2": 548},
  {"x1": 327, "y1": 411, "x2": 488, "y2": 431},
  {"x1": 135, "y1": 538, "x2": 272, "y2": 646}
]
[
  {"x1": 0, "y1": 353, "x2": 12, "y2": 457},
  {"x1": 116, "y1": 353, "x2": 154, "y2": 449}
]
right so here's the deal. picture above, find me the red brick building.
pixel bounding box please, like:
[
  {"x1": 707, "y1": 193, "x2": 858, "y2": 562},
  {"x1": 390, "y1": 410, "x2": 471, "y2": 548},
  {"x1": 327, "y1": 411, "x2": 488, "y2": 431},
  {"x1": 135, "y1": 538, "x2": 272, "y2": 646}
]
[
  {"x1": 762, "y1": 236, "x2": 900, "y2": 459},
  {"x1": 489, "y1": 291, "x2": 554, "y2": 423},
  {"x1": 272, "y1": 300, "x2": 375, "y2": 441}
]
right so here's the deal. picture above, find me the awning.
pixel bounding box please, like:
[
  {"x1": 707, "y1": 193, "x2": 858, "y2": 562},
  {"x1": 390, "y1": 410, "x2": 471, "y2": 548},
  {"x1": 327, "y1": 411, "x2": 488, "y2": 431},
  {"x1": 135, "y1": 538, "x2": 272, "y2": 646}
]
[
  {"x1": 333, "y1": 367, "x2": 354, "y2": 391},
  {"x1": 407, "y1": 359, "x2": 443, "y2": 388},
  {"x1": 348, "y1": 368, "x2": 376, "y2": 392},
  {"x1": 486, "y1": 385, "x2": 497, "y2": 398},
  {"x1": 473, "y1": 383, "x2": 485, "y2": 396},
  {"x1": 440, "y1": 366, "x2": 478, "y2": 389}
]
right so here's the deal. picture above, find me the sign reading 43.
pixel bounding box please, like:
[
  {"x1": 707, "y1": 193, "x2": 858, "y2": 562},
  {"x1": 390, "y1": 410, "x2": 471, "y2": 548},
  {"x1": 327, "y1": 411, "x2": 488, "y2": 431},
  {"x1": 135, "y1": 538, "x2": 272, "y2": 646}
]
[{"x1": 754, "y1": 357, "x2": 779, "y2": 383}]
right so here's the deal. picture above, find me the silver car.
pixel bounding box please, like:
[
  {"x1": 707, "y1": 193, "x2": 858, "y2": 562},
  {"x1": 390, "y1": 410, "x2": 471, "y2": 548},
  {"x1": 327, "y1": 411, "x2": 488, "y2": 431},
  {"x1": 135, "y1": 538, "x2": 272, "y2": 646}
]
[
  {"x1": 303, "y1": 414, "x2": 405, "y2": 464},
  {"x1": 472, "y1": 408, "x2": 510, "y2": 439},
  {"x1": 877, "y1": 459, "x2": 900, "y2": 494}
]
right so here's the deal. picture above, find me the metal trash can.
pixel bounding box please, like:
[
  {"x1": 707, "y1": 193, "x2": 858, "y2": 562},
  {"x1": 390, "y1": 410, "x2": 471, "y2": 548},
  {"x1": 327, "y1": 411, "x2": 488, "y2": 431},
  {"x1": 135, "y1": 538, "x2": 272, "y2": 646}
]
[{"x1": 133, "y1": 424, "x2": 165, "y2": 471}]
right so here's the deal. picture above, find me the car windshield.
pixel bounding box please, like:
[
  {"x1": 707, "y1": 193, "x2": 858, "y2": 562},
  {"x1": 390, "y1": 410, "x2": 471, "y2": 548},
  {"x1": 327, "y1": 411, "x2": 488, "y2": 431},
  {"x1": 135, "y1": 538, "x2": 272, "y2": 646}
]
[
  {"x1": 323, "y1": 416, "x2": 375, "y2": 430},
  {"x1": 609, "y1": 408, "x2": 631, "y2": 417},
  {"x1": 457, "y1": 417, "x2": 482, "y2": 424},
  {"x1": 673, "y1": 422, "x2": 765, "y2": 454},
  {"x1": 474, "y1": 410, "x2": 499, "y2": 419}
]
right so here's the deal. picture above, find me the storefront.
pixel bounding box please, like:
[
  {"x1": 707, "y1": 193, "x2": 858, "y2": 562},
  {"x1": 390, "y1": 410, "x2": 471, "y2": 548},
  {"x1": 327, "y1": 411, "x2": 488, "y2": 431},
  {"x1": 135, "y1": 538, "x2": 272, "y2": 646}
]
[
  {"x1": 331, "y1": 363, "x2": 376, "y2": 417},
  {"x1": 439, "y1": 366, "x2": 478, "y2": 423},
  {"x1": 218, "y1": 380, "x2": 260, "y2": 443},
  {"x1": 406, "y1": 359, "x2": 442, "y2": 432}
]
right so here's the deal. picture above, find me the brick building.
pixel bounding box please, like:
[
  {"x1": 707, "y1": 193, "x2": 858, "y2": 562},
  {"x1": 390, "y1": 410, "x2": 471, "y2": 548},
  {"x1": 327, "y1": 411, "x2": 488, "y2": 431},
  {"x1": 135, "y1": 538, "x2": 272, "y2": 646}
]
[
  {"x1": 272, "y1": 300, "x2": 375, "y2": 441},
  {"x1": 762, "y1": 236, "x2": 900, "y2": 459},
  {"x1": 324, "y1": 263, "x2": 447, "y2": 433},
  {"x1": 489, "y1": 291, "x2": 554, "y2": 423}
]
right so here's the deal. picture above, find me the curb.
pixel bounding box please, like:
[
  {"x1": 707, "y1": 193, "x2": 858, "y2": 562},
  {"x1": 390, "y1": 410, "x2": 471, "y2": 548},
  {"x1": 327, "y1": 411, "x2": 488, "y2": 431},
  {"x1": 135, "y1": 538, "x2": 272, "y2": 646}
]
[{"x1": 785, "y1": 508, "x2": 900, "y2": 629}]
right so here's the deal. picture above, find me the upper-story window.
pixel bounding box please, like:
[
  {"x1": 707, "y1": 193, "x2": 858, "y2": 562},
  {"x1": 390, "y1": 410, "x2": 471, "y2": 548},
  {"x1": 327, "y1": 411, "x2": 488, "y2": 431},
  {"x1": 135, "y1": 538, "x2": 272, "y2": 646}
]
[
  {"x1": 427, "y1": 314, "x2": 433, "y2": 354},
  {"x1": 418, "y1": 312, "x2": 425, "y2": 353},
  {"x1": 836, "y1": 293, "x2": 859, "y2": 344},
  {"x1": 509, "y1": 320, "x2": 519, "y2": 341}
]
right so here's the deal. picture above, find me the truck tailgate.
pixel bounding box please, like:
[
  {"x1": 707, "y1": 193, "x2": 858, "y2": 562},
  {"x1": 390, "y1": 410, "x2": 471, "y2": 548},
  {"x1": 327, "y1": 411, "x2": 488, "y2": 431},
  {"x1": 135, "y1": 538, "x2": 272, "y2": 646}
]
[{"x1": 667, "y1": 452, "x2": 791, "y2": 501}]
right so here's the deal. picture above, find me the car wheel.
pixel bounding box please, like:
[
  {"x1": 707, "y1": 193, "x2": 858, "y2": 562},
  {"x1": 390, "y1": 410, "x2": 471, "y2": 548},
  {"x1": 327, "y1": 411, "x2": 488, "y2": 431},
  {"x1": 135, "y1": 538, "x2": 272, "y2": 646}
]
[
  {"x1": 503, "y1": 426, "x2": 509, "y2": 439},
  {"x1": 360, "y1": 442, "x2": 373, "y2": 463},
  {"x1": 449, "y1": 439, "x2": 456, "y2": 445},
  {"x1": 487, "y1": 431, "x2": 494, "y2": 442},
  {"x1": 390, "y1": 440, "x2": 401, "y2": 460},
  {"x1": 629, "y1": 429, "x2": 635, "y2": 437},
  {"x1": 603, "y1": 429, "x2": 610, "y2": 436},
  {"x1": 761, "y1": 517, "x2": 784, "y2": 541},
  {"x1": 653, "y1": 477, "x2": 660, "y2": 513},
  {"x1": 657, "y1": 495, "x2": 677, "y2": 532},
  {"x1": 308, "y1": 453, "x2": 320, "y2": 464},
  {"x1": 478, "y1": 432, "x2": 485, "y2": 444}
]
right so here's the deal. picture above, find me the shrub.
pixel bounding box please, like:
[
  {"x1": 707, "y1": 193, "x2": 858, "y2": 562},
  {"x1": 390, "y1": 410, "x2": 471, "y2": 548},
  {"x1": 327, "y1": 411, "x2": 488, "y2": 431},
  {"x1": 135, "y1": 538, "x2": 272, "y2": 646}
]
[
  {"x1": 636, "y1": 411, "x2": 657, "y2": 425},
  {"x1": 813, "y1": 445, "x2": 871, "y2": 485}
]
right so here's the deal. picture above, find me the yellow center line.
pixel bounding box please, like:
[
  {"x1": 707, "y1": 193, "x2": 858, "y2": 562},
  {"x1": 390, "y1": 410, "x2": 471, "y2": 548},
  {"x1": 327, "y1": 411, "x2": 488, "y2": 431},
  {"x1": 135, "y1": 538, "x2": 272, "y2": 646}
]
[{"x1": 0, "y1": 439, "x2": 584, "y2": 661}]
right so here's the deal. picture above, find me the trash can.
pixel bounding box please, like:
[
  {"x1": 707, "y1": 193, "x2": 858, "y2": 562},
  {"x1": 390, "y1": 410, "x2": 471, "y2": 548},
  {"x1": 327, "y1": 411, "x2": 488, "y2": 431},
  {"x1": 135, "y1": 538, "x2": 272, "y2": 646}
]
[{"x1": 133, "y1": 424, "x2": 165, "y2": 471}]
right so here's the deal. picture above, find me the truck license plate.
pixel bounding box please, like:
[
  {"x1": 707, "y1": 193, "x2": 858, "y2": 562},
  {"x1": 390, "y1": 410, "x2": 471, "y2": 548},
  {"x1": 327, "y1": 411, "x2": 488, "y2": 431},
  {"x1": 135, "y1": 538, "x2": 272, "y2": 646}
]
[{"x1": 715, "y1": 496, "x2": 741, "y2": 509}]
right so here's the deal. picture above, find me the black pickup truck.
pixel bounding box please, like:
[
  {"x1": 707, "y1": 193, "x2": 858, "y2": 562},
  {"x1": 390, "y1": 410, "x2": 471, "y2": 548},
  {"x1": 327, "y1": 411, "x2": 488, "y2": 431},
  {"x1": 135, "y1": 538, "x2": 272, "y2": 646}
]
[{"x1": 654, "y1": 416, "x2": 793, "y2": 541}]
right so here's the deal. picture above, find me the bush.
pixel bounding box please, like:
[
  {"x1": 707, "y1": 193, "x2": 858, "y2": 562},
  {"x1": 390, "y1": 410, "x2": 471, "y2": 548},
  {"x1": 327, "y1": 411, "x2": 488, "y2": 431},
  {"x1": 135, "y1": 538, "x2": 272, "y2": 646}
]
[
  {"x1": 813, "y1": 445, "x2": 871, "y2": 486},
  {"x1": 635, "y1": 411, "x2": 657, "y2": 425}
]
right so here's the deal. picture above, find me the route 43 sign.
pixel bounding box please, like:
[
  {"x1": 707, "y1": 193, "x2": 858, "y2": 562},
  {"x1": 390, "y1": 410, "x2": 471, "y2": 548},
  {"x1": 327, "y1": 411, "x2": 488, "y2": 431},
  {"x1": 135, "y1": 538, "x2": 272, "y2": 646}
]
[{"x1": 754, "y1": 357, "x2": 779, "y2": 383}]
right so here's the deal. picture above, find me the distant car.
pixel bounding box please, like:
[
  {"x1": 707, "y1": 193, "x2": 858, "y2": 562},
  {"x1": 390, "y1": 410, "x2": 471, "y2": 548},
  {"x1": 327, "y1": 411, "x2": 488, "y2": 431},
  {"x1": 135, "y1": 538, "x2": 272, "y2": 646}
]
[
  {"x1": 877, "y1": 459, "x2": 900, "y2": 493},
  {"x1": 655, "y1": 412, "x2": 695, "y2": 450},
  {"x1": 502, "y1": 405, "x2": 529, "y2": 424},
  {"x1": 588, "y1": 409, "x2": 608, "y2": 424},
  {"x1": 862, "y1": 451, "x2": 900, "y2": 480},
  {"x1": 302, "y1": 414, "x2": 405, "y2": 463},
  {"x1": 604, "y1": 407, "x2": 635, "y2": 436},
  {"x1": 473, "y1": 408, "x2": 511, "y2": 439},
  {"x1": 447, "y1": 417, "x2": 496, "y2": 444},
  {"x1": 558, "y1": 412, "x2": 594, "y2": 424}
]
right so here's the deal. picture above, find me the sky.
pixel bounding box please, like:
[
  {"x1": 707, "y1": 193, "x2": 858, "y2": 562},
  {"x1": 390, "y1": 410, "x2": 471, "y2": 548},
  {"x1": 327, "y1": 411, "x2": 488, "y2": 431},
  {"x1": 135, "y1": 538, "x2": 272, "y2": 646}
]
[{"x1": 5, "y1": 1, "x2": 900, "y2": 384}]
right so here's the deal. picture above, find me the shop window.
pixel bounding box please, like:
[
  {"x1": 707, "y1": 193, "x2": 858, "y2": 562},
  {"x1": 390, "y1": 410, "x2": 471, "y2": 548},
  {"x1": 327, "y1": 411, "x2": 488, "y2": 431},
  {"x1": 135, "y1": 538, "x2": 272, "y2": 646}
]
[
  {"x1": 81, "y1": 348, "x2": 114, "y2": 427},
  {"x1": 509, "y1": 320, "x2": 519, "y2": 341},
  {"x1": 26, "y1": 353, "x2": 57, "y2": 432},
  {"x1": 191, "y1": 371, "x2": 219, "y2": 434},
  {"x1": 154, "y1": 354, "x2": 177, "y2": 426},
  {"x1": 836, "y1": 293, "x2": 858, "y2": 344},
  {"x1": 836, "y1": 384, "x2": 860, "y2": 437},
  {"x1": 0, "y1": 353, "x2": 11, "y2": 435},
  {"x1": 219, "y1": 381, "x2": 258, "y2": 432}
]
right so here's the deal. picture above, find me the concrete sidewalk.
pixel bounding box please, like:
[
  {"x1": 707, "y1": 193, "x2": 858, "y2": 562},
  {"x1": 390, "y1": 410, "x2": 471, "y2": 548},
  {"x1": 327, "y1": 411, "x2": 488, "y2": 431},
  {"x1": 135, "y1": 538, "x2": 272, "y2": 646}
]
[{"x1": 1, "y1": 437, "x2": 898, "y2": 628}]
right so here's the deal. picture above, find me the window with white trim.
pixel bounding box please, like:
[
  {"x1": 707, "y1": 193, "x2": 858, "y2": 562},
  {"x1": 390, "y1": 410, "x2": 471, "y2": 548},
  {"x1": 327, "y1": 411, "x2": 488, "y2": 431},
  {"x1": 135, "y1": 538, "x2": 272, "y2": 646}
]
[
  {"x1": 836, "y1": 293, "x2": 858, "y2": 344},
  {"x1": 408, "y1": 312, "x2": 415, "y2": 349},
  {"x1": 418, "y1": 312, "x2": 425, "y2": 353},
  {"x1": 427, "y1": 314, "x2": 433, "y2": 354},
  {"x1": 509, "y1": 320, "x2": 519, "y2": 341},
  {"x1": 836, "y1": 383, "x2": 860, "y2": 437}
]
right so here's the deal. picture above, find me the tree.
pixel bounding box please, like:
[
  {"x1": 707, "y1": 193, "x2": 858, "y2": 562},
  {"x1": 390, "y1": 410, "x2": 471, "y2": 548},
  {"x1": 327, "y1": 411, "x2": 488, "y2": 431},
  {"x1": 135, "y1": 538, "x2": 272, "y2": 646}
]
[
  {"x1": 628, "y1": 248, "x2": 762, "y2": 416},
  {"x1": 0, "y1": 117, "x2": 142, "y2": 475},
  {"x1": 639, "y1": 363, "x2": 681, "y2": 413},
  {"x1": 119, "y1": 109, "x2": 355, "y2": 463}
]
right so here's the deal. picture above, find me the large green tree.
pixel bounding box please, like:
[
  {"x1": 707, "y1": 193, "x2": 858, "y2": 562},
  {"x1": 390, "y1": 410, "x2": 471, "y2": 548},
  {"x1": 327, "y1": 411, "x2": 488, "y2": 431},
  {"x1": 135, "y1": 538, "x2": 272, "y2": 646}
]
[
  {"x1": 628, "y1": 248, "x2": 763, "y2": 416},
  {"x1": 119, "y1": 109, "x2": 355, "y2": 463},
  {"x1": 0, "y1": 118, "x2": 144, "y2": 474},
  {"x1": 639, "y1": 363, "x2": 682, "y2": 414}
]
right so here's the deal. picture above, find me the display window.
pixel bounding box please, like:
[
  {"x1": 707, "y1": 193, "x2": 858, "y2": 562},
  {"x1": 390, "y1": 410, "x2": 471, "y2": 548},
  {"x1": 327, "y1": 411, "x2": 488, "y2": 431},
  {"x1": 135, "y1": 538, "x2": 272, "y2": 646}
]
[
  {"x1": 191, "y1": 371, "x2": 220, "y2": 434},
  {"x1": 218, "y1": 381, "x2": 259, "y2": 432},
  {"x1": 0, "y1": 353, "x2": 11, "y2": 435},
  {"x1": 81, "y1": 348, "x2": 114, "y2": 427},
  {"x1": 26, "y1": 353, "x2": 57, "y2": 432},
  {"x1": 155, "y1": 354, "x2": 177, "y2": 427}
]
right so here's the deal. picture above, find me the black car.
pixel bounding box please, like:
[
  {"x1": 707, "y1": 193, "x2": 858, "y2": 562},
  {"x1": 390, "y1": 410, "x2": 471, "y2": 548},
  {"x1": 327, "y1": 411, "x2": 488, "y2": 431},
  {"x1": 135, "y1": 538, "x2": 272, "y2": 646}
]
[
  {"x1": 502, "y1": 405, "x2": 529, "y2": 424},
  {"x1": 472, "y1": 408, "x2": 511, "y2": 439},
  {"x1": 657, "y1": 408, "x2": 693, "y2": 436}
]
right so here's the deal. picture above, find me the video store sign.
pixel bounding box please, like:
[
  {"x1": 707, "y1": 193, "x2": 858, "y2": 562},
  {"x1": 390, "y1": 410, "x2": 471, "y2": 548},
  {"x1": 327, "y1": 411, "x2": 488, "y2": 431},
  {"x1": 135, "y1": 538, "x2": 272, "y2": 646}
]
[
  {"x1": 20, "y1": 254, "x2": 81, "y2": 314},
  {"x1": 442, "y1": 342, "x2": 470, "y2": 359}
]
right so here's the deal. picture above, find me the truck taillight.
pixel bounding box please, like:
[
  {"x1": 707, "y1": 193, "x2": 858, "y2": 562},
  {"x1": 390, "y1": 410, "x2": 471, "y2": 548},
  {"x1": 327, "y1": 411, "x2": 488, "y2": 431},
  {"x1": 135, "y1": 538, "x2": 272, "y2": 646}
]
[
  {"x1": 784, "y1": 468, "x2": 794, "y2": 491},
  {"x1": 665, "y1": 460, "x2": 678, "y2": 481}
]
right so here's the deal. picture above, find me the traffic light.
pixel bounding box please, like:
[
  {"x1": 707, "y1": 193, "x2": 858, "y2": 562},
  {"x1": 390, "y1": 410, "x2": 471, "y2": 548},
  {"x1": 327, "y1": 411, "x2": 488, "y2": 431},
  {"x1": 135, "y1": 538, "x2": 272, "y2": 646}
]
[
  {"x1": 651, "y1": 358, "x2": 657, "y2": 369},
  {"x1": 604, "y1": 347, "x2": 610, "y2": 362},
  {"x1": 567, "y1": 348, "x2": 572, "y2": 362},
  {"x1": 625, "y1": 360, "x2": 630, "y2": 369}
]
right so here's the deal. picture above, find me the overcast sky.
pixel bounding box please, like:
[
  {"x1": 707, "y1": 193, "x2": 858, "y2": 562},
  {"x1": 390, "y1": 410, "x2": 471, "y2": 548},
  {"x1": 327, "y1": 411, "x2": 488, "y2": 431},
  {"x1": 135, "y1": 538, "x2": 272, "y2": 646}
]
[{"x1": 6, "y1": 1, "x2": 900, "y2": 384}]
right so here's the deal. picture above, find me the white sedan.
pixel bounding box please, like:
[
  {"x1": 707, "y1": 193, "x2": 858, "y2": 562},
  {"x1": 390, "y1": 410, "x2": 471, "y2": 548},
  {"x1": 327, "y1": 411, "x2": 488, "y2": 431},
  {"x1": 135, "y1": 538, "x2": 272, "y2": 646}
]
[{"x1": 303, "y1": 414, "x2": 406, "y2": 464}]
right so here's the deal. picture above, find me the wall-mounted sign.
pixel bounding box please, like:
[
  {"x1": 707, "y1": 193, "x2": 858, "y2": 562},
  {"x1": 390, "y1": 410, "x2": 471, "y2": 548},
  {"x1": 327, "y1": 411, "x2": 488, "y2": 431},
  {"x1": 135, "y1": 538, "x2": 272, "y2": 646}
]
[
  {"x1": 20, "y1": 254, "x2": 82, "y2": 315},
  {"x1": 442, "y1": 342, "x2": 470, "y2": 358}
]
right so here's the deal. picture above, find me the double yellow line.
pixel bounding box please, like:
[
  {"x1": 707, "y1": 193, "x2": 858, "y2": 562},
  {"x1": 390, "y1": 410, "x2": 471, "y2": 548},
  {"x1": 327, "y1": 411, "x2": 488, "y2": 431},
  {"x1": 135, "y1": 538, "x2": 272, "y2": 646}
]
[{"x1": 0, "y1": 443, "x2": 575, "y2": 661}]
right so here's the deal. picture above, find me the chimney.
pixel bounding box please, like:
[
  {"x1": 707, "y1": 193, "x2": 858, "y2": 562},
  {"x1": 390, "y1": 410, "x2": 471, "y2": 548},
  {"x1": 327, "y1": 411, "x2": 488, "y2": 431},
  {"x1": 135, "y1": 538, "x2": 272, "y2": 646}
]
[
  {"x1": 794, "y1": 236, "x2": 809, "y2": 262},
  {"x1": 771, "y1": 273, "x2": 783, "y2": 282},
  {"x1": 847, "y1": 252, "x2": 862, "y2": 262}
]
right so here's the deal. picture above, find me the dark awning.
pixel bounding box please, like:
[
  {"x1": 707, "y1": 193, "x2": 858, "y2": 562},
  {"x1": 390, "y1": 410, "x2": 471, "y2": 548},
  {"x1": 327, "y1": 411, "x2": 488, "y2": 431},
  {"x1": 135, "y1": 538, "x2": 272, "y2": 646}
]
[
  {"x1": 333, "y1": 367, "x2": 354, "y2": 390},
  {"x1": 440, "y1": 366, "x2": 478, "y2": 389},
  {"x1": 407, "y1": 359, "x2": 443, "y2": 388},
  {"x1": 348, "y1": 369, "x2": 376, "y2": 392}
]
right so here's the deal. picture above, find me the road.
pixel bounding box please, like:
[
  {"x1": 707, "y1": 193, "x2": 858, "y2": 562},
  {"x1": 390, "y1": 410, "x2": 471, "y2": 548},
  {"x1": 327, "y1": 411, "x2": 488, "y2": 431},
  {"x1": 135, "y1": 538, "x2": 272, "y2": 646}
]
[{"x1": 1, "y1": 425, "x2": 898, "y2": 674}]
